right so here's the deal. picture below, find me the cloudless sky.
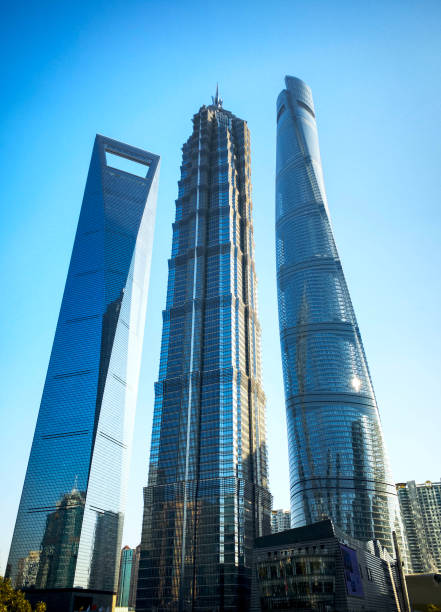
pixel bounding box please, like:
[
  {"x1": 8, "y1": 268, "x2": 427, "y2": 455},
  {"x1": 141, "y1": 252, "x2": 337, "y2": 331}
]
[{"x1": 1, "y1": 0, "x2": 441, "y2": 574}]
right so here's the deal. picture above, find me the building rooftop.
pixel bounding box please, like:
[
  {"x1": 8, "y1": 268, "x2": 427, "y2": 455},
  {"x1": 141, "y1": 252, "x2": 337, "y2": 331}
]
[{"x1": 255, "y1": 519, "x2": 335, "y2": 549}]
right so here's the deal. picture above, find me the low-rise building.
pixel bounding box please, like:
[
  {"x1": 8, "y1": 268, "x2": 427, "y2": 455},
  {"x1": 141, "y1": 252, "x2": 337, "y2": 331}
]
[{"x1": 252, "y1": 519, "x2": 409, "y2": 612}]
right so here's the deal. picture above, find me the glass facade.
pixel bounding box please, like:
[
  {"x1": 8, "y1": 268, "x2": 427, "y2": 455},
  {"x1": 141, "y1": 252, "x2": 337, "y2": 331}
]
[
  {"x1": 137, "y1": 96, "x2": 271, "y2": 611},
  {"x1": 256, "y1": 544, "x2": 337, "y2": 610},
  {"x1": 117, "y1": 546, "x2": 134, "y2": 607},
  {"x1": 253, "y1": 520, "x2": 407, "y2": 612},
  {"x1": 6, "y1": 135, "x2": 160, "y2": 596},
  {"x1": 275, "y1": 76, "x2": 407, "y2": 561}
]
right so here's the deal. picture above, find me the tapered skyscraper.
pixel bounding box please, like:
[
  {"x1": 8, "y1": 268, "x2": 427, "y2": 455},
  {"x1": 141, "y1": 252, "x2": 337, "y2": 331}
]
[
  {"x1": 275, "y1": 76, "x2": 406, "y2": 558},
  {"x1": 137, "y1": 91, "x2": 271, "y2": 611},
  {"x1": 7, "y1": 136, "x2": 159, "y2": 610}
]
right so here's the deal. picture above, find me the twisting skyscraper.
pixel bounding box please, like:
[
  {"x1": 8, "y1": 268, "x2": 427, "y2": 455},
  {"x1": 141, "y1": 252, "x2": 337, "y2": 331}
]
[
  {"x1": 137, "y1": 90, "x2": 271, "y2": 611},
  {"x1": 275, "y1": 76, "x2": 406, "y2": 559},
  {"x1": 7, "y1": 136, "x2": 159, "y2": 610}
]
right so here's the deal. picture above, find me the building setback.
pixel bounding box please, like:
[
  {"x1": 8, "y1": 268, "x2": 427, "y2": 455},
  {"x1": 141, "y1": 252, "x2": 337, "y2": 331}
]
[
  {"x1": 397, "y1": 480, "x2": 441, "y2": 573},
  {"x1": 275, "y1": 76, "x2": 408, "y2": 562},
  {"x1": 137, "y1": 90, "x2": 271, "y2": 611},
  {"x1": 6, "y1": 135, "x2": 159, "y2": 611}
]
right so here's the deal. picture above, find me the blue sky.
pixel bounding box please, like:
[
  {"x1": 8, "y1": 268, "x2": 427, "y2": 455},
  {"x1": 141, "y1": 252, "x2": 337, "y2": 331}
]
[{"x1": 1, "y1": 0, "x2": 441, "y2": 572}]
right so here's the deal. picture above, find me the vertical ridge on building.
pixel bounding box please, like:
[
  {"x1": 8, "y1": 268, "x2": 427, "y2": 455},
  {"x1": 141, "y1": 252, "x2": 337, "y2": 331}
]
[{"x1": 137, "y1": 99, "x2": 271, "y2": 611}]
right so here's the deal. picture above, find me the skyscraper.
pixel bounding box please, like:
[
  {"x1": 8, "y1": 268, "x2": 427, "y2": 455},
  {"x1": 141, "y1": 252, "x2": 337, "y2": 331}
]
[
  {"x1": 137, "y1": 90, "x2": 271, "y2": 611},
  {"x1": 117, "y1": 546, "x2": 135, "y2": 607},
  {"x1": 275, "y1": 76, "x2": 406, "y2": 559},
  {"x1": 397, "y1": 480, "x2": 441, "y2": 573},
  {"x1": 6, "y1": 135, "x2": 159, "y2": 610},
  {"x1": 128, "y1": 544, "x2": 141, "y2": 609}
]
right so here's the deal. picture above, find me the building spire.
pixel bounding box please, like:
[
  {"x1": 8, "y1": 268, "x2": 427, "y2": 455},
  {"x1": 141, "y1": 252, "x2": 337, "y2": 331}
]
[{"x1": 211, "y1": 83, "x2": 223, "y2": 108}]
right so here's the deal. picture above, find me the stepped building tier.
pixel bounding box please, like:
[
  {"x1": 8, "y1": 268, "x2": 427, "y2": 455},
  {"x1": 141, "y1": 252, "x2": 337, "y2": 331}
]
[
  {"x1": 397, "y1": 480, "x2": 441, "y2": 573},
  {"x1": 137, "y1": 92, "x2": 271, "y2": 611}
]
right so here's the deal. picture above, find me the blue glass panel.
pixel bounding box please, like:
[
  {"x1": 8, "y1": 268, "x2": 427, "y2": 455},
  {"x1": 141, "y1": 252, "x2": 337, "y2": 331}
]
[
  {"x1": 7, "y1": 136, "x2": 160, "y2": 595},
  {"x1": 138, "y1": 105, "x2": 271, "y2": 611},
  {"x1": 276, "y1": 76, "x2": 408, "y2": 565}
]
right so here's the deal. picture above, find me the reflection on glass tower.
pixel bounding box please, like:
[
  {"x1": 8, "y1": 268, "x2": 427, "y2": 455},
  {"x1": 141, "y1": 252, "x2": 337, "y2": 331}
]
[
  {"x1": 275, "y1": 76, "x2": 407, "y2": 560},
  {"x1": 16, "y1": 551, "x2": 40, "y2": 589},
  {"x1": 36, "y1": 486, "x2": 86, "y2": 589},
  {"x1": 6, "y1": 135, "x2": 160, "y2": 603},
  {"x1": 89, "y1": 509, "x2": 124, "y2": 592},
  {"x1": 137, "y1": 90, "x2": 271, "y2": 611}
]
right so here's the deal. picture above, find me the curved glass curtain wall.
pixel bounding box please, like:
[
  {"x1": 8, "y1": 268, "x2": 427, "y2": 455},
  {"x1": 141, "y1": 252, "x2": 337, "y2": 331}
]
[{"x1": 275, "y1": 76, "x2": 407, "y2": 561}]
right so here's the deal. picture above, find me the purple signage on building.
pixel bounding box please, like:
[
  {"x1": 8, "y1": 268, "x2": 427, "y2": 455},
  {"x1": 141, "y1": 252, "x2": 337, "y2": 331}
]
[{"x1": 340, "y1": 544, "x2": 364, "y2": 598}]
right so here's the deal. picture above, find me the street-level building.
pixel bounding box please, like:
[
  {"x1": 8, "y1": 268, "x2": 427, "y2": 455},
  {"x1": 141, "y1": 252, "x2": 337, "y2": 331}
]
[
  {"x1": 252, "y1": 519, "x2": 409, "y2": 612},
  {"x1": 117, "y1": 546, "x2": 134, "y2": 607}
]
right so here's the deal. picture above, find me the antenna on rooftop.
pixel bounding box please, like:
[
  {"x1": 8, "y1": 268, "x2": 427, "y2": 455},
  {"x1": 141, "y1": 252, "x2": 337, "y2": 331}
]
[{"x1": 212, "y1": 83, "x2": 223, "y2": 108}]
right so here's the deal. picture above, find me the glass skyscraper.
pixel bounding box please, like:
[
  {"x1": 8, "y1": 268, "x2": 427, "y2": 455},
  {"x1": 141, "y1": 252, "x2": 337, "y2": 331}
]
[
  {"x1": 117, "y1": 546, "x2": 135, "y2": 607},
  {"x1": 275, "y1": 76, "x2": 406, "y2": 559},
  {"x1": 137, "y1": 91, "x2": 271, "y2": 611},
  {"x1": 6, "y1": 135, "x2": 159, "y2": 608}
]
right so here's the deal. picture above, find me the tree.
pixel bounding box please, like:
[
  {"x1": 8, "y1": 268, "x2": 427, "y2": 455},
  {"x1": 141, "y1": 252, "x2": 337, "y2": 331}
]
[{"x1": 0, "y1": 577, "x2": 46, "y2": 611}]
